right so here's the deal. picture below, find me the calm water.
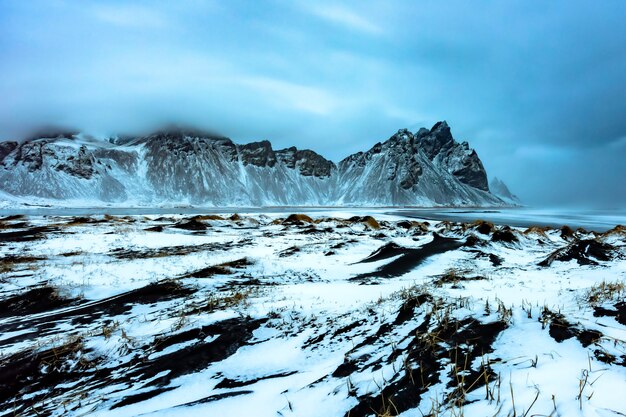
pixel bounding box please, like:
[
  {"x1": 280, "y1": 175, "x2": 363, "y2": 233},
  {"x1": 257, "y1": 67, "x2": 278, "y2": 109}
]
[{"x1": 1, "y1": 206, "x2": 624, "y2": 232}]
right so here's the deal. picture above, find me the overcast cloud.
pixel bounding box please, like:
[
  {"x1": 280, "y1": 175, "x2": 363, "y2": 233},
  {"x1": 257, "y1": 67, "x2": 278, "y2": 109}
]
[{"x1": 1, "y1": 0, "x2": 624, "y2": 207}]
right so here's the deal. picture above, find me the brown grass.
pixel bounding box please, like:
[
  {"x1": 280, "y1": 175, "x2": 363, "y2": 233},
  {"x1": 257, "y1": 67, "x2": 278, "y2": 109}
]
[
  {"x1": 523, "y1": 226, "x2": 550, "y2": 237},
  {"x1": 346, "y1": 215, "x2": 381, "y2": 229},
  {"x1": 361, "y1": 216, "x2": 380, "y2": 230},
  {"x1": 585, "y1": 280, "x2": 626, "y2": 305},
  {"x1": 0, "y1": 255, "x2": 46, "y2": 273},
  {"x1": 205, "y1": 289, "x2": 254, "y2": 312},
  {"x1": 193, "y1": 215, "x2": 226, "y2": 221},
  {"x1": 601, "y1": 225, "x2": 626, "y2": 237},
  {"x1": 283, "y1": 214, "x2": 314, "y2": 224}
]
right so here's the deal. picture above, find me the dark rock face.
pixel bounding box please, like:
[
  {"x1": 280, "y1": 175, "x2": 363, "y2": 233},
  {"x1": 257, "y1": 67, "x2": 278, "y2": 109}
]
[
  {"x1": 276, "y1": 147, "x2": 335, "y2": 178},
  {"x1": 54, "y1": 146, "x2": 95, "y2": 179},
  {"x1": 419, "y1": 121, "x2": 454, "y2": 159},
  {"x1": 14, "y1": 141, "x2": 48, "y2": 171},
  {"x1": 93, "y1": 149, "x2": 138, "y2": 173},
  {"x1": 450, "y1": 147, "x2": 489, "y2": 191},
  {"x1": 539, "y1": 239, "x2": 616, "y2": 267},
  {"x1": 0, "y1": 142, "x2": 17, "y2": 164},
  {"x1": 10, "y1": 141, "x2": 95, "y2": 179},
  {"x1": 141, "y1": 132, "x2": 241, "y2": 203},
  {"x1": 414, "y1": 121, "x2": 489, "y2": 191},
  {"x1": 239, "y1": 141, "x2": 277, "y2": 168}
]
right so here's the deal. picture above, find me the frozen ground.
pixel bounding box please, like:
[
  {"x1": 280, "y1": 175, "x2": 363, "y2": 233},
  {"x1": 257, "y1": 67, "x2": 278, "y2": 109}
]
[{"x1": 0, "y1": 212, "x2": 625, "y2": 416}]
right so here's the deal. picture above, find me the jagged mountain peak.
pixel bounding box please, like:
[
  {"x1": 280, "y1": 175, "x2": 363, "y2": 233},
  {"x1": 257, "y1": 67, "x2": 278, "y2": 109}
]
[
  {"x1": 490, "y1": 176, "x2": 521, "y2": 205},
  {"x1": 428, "y1": 120, "x2": 453, "y2": 142}
]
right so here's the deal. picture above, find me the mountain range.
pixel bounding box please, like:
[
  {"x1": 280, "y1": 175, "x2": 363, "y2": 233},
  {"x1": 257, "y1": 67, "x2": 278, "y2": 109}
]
[{"x1": 0, "y1": 121, "x2": 517, "y2": 207}]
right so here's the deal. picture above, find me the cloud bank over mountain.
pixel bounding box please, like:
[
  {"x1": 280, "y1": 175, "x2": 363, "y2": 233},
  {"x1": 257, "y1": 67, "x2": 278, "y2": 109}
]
[{"x1": 0, "y1": 0, "x2": 624, "y2": 207}]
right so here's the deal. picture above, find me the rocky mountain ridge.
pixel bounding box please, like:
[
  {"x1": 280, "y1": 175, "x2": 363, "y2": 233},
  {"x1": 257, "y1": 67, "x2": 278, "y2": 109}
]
[{"x1": 0, "y1": 122, "x2": 511, "y2": 206}]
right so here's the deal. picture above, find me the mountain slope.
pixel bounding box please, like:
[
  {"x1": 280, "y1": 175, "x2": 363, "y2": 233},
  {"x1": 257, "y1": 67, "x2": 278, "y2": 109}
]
[
  {"x1": 0, "y1": 122, "x2": 507, "y2": 207},
  {"x1": 490, "y1": 176, "x2": 522, "y2": 205}
]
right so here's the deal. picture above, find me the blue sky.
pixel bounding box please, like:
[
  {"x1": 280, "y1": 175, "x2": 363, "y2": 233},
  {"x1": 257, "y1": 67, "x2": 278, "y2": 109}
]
[{"x1": 1, "y1": 0, "x2": 625, "y2": 207}]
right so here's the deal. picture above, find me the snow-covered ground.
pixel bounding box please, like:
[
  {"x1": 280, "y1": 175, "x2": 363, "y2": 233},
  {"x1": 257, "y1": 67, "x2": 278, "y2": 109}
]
[{"x1": 0, "y1": 212, "x2": 624, "y2": 416}]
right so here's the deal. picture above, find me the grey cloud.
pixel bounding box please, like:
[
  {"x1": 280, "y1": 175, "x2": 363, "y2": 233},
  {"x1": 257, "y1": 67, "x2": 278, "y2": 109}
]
[{"x1": 0, "y1": 0, "x2": 624, "y2": 207}]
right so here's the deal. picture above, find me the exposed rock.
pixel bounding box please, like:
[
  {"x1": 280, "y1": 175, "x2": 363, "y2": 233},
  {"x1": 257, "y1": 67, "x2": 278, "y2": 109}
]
[
  {"x1": 54, "y1": 145, "x2": 95, "y2": 179},
  {"x1": 0, "y1": 141, "x2": 17, "y2": 164},
  {"x1": 239, "y1": 141, "x2": 277, "y2": 167},
  {"x1": 172, "y1": 219, "x2": 209, "y2": 231},
  {"x1": 539, "y1": 239, "x2": 616, "y2": 267},
  {"x1": 276, "y1": 147, "x2": 335, "y2": 177},
  {"x1": 491, "y1": 226, "x2": 518, "y2": 243}
]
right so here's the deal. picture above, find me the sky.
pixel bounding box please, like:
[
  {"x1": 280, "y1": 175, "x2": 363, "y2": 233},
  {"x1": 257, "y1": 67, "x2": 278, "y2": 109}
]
[{"x1": 0, "y1": 0, "x2": 625, "y2": 208}]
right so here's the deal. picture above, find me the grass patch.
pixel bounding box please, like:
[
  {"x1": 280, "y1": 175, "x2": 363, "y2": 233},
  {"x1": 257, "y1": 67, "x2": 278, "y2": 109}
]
[
  {"x1": 0, "y1": 255, "x2": 46, "y2": 273},
  {"x1": 585, "y1": 280, "x2": 626, "y2": 305},
  {"x1": 282, "y1": 213, "x2": 314, "y2": 225},
  {"x1": 433, "y1": 268, "x2": 486, "y2": 288}
]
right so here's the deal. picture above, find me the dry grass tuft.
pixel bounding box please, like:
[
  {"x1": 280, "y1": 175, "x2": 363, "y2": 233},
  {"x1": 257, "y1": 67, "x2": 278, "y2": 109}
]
[
  {"x1": 523, "y1": 226, "x2": 550, "y2": 237},
  {"x1": 601, "y1": 225, "x2": 626, "y2": 237},
  {"x1": 193, "y1": 214, "x2": 226, "y2": 221},
  {"x1": 361, "y1": 216, "x2": 380, "y2": 230},
  {"x1": 283, "y1": 214, "x2": 314, "y2": 224},
  {"x1": 0, "y1": 255, "x2": 45, "y2": 273},
  {"x1": 205, "y1": 289, "x2": 254, "y2": 312},
  {"x1": 347, "y1": 215, "x2": 380, "y2": 229},
  {"x1": 585, "y1": 280, "x2": 626, "y2": 305}
]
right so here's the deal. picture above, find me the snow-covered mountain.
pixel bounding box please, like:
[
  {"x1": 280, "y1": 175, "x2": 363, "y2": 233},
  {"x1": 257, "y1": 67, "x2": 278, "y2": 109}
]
[
  {"x1": 0, "y1": 122, "x2": 508, "y2": 206},
  {"x1": 490, "y1": 176, "x2": 521, "y2": 205}
]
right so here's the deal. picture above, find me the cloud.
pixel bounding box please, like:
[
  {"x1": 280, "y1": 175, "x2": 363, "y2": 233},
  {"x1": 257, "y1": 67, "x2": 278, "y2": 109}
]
[
  {"x1": 90, "y1": 4, "x2": 169, "y2": 28},
  {"x1": 237, "y1": 76, "x2": 341, "y2": 115},
  {"x1": 300, "y1": 3, "x2": 382, "y2": 35},
  {"x1": 0, "y1": 0, "x2": 625, "y2": 207},
  {"x1": 608, "y1": 136, "x2": 626, "y2": 150}
]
